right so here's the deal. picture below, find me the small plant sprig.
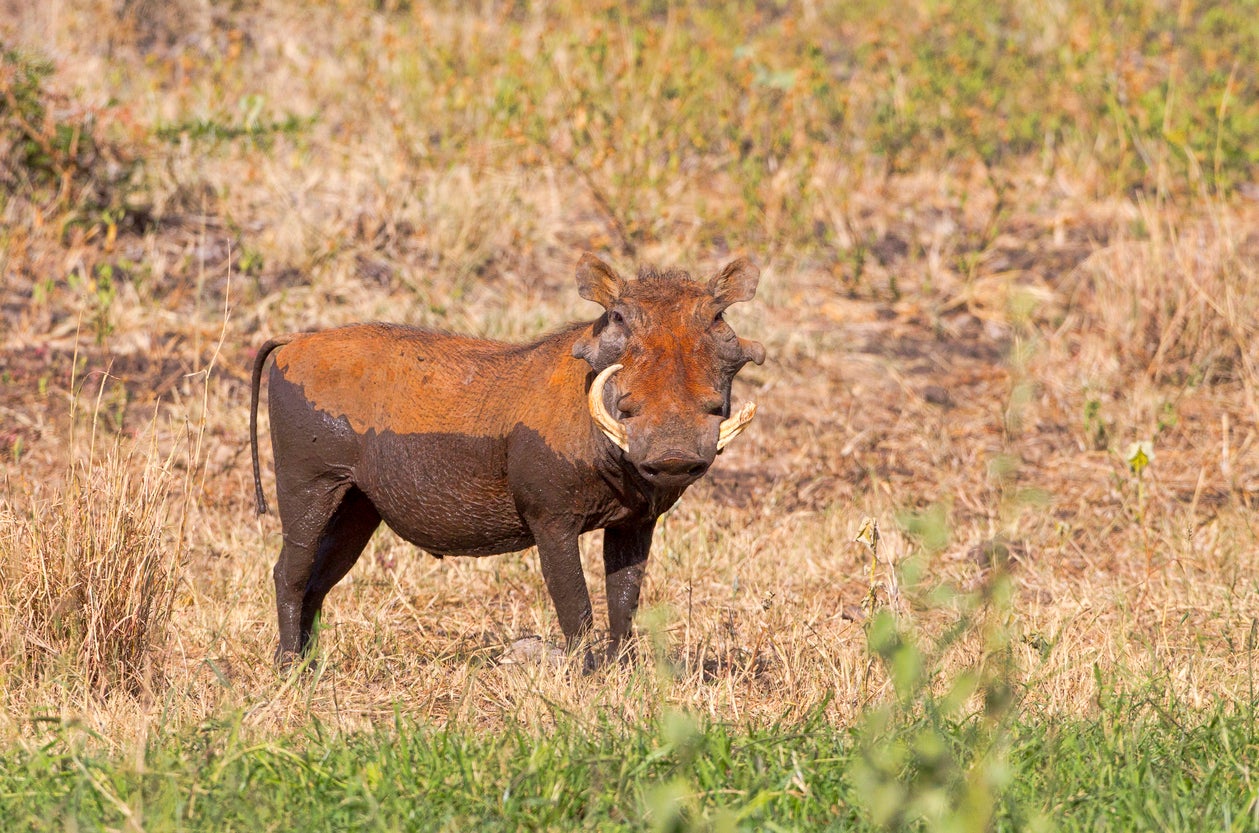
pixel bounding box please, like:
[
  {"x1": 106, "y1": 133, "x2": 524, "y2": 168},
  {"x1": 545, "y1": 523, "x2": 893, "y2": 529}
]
[
  {"x1": 856, "y1": 516, "x2": 881, "y2": 617},
  {"x1": 854, "y1": 516, "x2": 882, "y2": 704},
  {"x1": 855, "y1": 515, "x2": 903, "y2": 616},
  {"x1": 855, "y1": 516, "x2": 910, "y2": 706},
  {"x1": 1125, "y1": 440, "x2": 1155, "y2": 575}
]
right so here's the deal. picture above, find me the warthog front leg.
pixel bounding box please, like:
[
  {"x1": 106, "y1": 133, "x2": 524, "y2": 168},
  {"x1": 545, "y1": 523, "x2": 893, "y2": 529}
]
[
  {"x1": 603, "y1": 522, "x2": 653, "y2": 662},
  {"x1": 531, "y1": 523, "x2": 595, "y2": 665}
]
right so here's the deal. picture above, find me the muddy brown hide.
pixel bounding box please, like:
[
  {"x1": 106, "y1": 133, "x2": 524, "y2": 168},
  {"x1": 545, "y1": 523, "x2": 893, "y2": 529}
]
[{"x1": 249, "y1": 254, "x2": 765, "y2": 666}]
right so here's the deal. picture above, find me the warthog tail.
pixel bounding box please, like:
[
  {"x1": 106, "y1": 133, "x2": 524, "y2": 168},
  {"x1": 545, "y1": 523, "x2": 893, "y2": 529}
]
[{"x1": 250, "y1": 334, "x2": 300, "y2": 515}]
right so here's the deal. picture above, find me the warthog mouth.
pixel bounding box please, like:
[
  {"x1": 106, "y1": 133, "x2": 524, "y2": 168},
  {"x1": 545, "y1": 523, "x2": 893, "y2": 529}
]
[{"x1": 586, "y1": 363, "x2": 757, "y2": 454}]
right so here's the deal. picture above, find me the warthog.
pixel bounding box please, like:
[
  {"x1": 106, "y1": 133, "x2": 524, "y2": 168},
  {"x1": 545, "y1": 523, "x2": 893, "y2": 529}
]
[{"x1": 250, "y1": 253, "x2": 765, "y2": 666}]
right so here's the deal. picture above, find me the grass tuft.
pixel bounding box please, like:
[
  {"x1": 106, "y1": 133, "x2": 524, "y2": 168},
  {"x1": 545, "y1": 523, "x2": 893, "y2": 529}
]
[{"x1": 0, "y1": 430, "x2": 183, "y2": 699}]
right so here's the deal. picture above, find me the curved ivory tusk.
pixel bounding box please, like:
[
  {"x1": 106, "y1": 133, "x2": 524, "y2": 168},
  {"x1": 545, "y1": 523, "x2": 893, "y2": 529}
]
[
  {"x1": 588, "y1": 363, "x2": 629, "y2": 451},
  {"x1": 717, "y1": 401, "x2": 757, "y2": 451}
]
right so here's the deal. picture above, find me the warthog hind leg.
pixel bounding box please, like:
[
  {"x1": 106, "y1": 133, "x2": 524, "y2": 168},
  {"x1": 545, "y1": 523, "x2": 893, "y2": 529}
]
[
  {"x1": 273, "y1": 481, "x2": 380, "y2": 664},
  {"x1": 299, "y1": 487, "x2": 381, "y2": 653}
]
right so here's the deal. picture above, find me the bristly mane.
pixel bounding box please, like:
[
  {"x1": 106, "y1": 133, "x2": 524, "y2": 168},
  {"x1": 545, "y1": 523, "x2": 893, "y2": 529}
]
[
  {"x1": 636, "y1": 265, "x2": 692, "y2": 283},
  {"x1": 631, "y1": 266, "x2": 707, "y2": 305}
]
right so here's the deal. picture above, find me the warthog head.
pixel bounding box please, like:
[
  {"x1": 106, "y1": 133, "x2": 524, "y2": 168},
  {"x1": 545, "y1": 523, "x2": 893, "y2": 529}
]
[{"x1": 571, "y1": 254, "x2": 767, "y2": 490}]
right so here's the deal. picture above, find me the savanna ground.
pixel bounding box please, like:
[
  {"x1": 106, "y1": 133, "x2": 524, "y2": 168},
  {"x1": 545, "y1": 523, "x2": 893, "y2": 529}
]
[{"x1": 1, "y1": 1, "x2": 1258, "y2": 830}]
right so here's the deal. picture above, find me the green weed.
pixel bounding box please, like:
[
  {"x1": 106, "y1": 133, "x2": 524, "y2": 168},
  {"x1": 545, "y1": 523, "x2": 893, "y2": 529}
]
[{"x1": 0, "y1": 48, "x2": 140, "y2": 221}]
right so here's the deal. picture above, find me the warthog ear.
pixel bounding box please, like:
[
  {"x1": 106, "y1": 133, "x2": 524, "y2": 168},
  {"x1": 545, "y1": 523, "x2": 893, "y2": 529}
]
[
  {"x1": 709, "y1": 257, "x2": 760, "y2": 310},
  {"x1": 576, "y1": 253, "x2": 626, "y2": 310}
]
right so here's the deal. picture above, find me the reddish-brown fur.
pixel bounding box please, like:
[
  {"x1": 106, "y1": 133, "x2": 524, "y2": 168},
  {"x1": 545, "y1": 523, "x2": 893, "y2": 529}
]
[{"x1": 250, "y1": 254, "x2": 765, "y2": 667}]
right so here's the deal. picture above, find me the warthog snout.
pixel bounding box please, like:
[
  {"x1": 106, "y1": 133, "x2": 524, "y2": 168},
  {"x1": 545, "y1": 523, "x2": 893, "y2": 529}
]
[{"x1": 640, "y1": 451, "x2": 711, "y2": 483}]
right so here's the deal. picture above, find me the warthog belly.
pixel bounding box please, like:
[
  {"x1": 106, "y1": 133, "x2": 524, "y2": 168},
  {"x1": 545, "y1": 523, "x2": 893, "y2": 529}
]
[{"x1": 358, "y1": 430, "x2": 534, "y2": 557}]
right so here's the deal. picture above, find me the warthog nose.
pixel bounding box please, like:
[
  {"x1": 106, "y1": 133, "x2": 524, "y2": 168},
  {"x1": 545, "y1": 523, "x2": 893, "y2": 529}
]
[{"x1": 641, "y1": 453, "x2": 710, "y2": 480}]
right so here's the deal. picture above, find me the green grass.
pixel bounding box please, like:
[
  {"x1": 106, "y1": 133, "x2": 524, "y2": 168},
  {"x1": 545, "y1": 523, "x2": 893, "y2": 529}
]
[{"x1": 4, "y1": 696, "x2": 1254, "y2": 832}]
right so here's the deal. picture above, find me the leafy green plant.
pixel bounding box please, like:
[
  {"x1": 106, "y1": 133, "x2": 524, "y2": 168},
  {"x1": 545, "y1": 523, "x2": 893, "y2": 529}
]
[
  {"x1": 1083, "y1": 398, "x2": 1108, "y2": 450},
  {"x1": 852, "y1": 577, "x2": 1029, "y2": 832},
  {"x1": 154, "y1": 94, "x2": 312, "y2": 148},
  {"x1": 0, "y1": 48, "x2": 138, "y2": 218},
  {"x1": 896, "y1": 503, "x2": 952, "y2": 556},
  {"x1": 853, "y1": 496, "x2": 1035, "y2": 831}
]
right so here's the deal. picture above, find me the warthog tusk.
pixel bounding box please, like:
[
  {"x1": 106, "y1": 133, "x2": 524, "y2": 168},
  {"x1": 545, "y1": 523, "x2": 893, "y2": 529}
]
[
  {"x1": 589, "y1": 364, "x2": 757, "y2": 453},
  {"x1": 717, "y1": 401, "x2": 757, "y2": 451},
  {"x1": 588, "y1": 363, "x2": 629, "y2": 451}
]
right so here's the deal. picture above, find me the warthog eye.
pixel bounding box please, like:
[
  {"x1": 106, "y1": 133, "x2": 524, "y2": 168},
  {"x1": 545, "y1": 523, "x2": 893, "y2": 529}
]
[
  {"x1": 712, "y1": 312, "x2": 736, "y2": 335},
  {"x1": 609, "y1": 310, "x2": 625, "y2": 325}
]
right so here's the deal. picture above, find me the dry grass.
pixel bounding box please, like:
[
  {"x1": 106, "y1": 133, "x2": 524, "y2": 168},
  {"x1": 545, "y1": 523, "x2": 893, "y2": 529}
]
[
  {"x1": 0, "y1": 429, "x2": 182, "y2": 699},
  {"x1": 0, "y1": 0, "x2": 1257, "y2": 751}
]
